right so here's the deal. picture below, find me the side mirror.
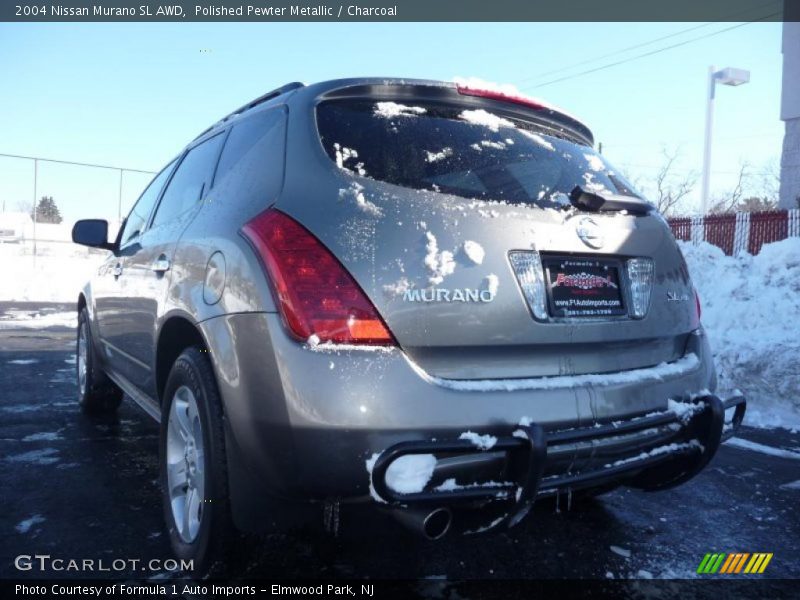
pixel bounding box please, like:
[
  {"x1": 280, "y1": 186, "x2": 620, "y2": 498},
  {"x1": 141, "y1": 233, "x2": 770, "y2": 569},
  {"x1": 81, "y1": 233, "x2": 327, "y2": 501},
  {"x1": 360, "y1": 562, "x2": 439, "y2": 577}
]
[{"x1": 72, "y1": 219, "x2": 114, "y2": 250}]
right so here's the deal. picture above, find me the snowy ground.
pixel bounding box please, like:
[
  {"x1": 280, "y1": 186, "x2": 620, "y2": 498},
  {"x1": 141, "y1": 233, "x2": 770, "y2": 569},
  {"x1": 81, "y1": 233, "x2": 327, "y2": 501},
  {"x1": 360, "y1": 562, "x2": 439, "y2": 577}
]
[
  {"x1": 679, "y1": 238, "x2": 800, "y2": 432},
  {"x1": 0, "y1": 241, "x2": 106, "y2": 303}
]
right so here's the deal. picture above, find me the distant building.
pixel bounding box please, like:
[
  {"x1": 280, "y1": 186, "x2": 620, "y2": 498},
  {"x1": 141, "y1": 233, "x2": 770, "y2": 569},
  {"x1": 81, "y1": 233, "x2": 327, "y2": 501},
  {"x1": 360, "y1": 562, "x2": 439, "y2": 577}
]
[
  {"x1": 0, "y1": 211, "x2": 32, "y2": 243},
  {"x1": 780, "y1": 22, "x2": 800, "y2": 209}
]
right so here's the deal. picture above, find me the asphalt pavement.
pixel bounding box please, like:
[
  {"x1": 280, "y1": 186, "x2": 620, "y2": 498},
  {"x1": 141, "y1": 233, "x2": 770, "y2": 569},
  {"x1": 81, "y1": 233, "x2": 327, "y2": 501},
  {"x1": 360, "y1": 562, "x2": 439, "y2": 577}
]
[{"x1": 1, "y1": 302, "x2": 798, "y2": 586}]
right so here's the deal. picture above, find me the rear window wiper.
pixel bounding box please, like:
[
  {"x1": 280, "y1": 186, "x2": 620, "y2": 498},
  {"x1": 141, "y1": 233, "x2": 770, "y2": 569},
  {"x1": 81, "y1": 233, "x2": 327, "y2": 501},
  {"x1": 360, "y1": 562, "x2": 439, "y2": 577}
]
[{"x1": 569, "y1": 185, "x2": 654, "y2": 215}]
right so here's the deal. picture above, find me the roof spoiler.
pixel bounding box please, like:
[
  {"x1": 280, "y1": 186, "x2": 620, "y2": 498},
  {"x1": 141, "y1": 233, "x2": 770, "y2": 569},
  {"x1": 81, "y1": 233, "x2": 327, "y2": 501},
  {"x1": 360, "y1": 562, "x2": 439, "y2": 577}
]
[{"x1": 194, "y1": 81, "x2": 305, "y2": 140}]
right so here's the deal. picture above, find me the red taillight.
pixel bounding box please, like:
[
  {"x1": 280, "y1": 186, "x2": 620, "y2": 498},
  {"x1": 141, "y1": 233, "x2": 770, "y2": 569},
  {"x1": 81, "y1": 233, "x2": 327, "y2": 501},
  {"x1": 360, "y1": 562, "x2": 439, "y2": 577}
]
[
  {"x1": 242, "y1": 209, "x2": 394, "y2": 345},
  {"x1": 456, "y1": 84, "x2": 546, "y2": 111},
  {"x1": 694, "y1": 287, "x2": 702, "y2": 321}
]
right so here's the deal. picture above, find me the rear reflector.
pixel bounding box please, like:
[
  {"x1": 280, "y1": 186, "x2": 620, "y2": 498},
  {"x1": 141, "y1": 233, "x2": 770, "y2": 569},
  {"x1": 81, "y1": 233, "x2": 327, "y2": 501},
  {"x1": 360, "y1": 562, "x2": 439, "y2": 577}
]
[
  {"x1": 242, "y1": 209, "x2": 394, "y2": 345},
  {"x1": 694, "y1": 287, "x2": 702, "y2": 321}
]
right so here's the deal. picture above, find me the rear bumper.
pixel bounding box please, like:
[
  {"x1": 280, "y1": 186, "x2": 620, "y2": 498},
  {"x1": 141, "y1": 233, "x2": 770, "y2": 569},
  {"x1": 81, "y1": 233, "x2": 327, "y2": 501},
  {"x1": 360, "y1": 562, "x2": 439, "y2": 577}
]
[
  {"x1": 369, "y1": 394, "x2": 746, "y2": 522},
  {"x1": 198, "y1": 312, "x2": 727, "y2": 531}
]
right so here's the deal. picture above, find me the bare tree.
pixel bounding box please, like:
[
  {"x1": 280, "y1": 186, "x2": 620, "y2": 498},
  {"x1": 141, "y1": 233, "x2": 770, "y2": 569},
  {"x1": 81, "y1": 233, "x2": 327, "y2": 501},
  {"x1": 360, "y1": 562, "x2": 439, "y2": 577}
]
[
  {"x1": 758, "y1": 158, "x2": 780, "y2": 205},
  {"x1": 14, "y1": 199, "x2": 34, "y2": 216},
  {"x1": 709, "y1": 162, "x2": 750, "y2": 214},
  {"x1": 652, "y1": 148, "x2": 697, "y2": 216}
]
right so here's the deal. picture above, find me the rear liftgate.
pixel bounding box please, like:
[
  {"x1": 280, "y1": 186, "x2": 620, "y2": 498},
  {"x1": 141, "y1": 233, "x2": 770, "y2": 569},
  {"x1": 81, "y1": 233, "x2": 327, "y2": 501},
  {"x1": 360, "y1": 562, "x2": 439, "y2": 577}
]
[{"x1": 370, "y1": 394, "x2": 747, "y2": 535}]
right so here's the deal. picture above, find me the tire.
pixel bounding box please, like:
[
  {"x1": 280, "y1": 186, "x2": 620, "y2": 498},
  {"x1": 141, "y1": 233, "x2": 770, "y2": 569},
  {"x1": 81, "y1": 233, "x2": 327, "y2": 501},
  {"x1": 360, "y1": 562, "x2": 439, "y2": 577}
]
[
  {"x1": 77, "y1": 308, "x2": 123, "y2": 414},
  {"x1": 159, "y1": 346, "x2": 239, "y2": 576}
]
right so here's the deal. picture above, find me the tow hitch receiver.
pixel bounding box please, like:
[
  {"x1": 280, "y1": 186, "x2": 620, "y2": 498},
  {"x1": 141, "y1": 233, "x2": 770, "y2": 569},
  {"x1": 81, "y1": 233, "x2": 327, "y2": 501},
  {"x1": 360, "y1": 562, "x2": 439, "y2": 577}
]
[{"x1": 369, "y1": 394, "x2": 747, "y2": 528}]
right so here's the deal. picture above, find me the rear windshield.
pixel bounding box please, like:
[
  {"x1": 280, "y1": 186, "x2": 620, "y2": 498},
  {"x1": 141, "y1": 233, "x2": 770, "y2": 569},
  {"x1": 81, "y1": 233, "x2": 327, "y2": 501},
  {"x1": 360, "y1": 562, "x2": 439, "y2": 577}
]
[{"x1": 317, "y1": 100, "x2": 641, "y2": 209}]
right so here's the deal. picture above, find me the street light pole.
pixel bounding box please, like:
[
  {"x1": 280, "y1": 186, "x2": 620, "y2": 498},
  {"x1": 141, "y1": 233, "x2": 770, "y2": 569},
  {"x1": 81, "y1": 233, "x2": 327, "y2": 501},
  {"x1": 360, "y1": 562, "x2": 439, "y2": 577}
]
[
  {"x1": 700, "y1": 66, "x2": 716, "y2": 215},
  {"x1": 700, "y1": 66, "x2": 750, "y2": 215}
]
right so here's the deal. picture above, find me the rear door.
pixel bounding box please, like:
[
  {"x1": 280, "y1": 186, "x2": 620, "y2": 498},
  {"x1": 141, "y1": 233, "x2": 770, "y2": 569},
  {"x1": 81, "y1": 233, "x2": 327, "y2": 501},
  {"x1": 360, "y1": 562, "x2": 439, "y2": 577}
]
[
  {"x1": 115, "y1": 133, "x2": 225, "y2": 396},
  {"x1": 281, "y1": 92, "x2": 698, "y2": 380}
]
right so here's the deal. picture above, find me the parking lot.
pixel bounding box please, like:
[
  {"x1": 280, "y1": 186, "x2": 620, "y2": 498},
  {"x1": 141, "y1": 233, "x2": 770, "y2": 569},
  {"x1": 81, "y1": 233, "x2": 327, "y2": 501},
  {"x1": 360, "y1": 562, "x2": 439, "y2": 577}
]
[{"x1": 1, "y1": 302, "x2": 799, "y2": 583}]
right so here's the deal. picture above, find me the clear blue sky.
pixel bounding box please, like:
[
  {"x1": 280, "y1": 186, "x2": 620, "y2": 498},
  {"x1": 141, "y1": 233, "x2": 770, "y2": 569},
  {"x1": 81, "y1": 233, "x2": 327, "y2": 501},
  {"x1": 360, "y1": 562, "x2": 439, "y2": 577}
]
[{"x1": 0, "y1": 21, "x2": 785, "y2": 222}]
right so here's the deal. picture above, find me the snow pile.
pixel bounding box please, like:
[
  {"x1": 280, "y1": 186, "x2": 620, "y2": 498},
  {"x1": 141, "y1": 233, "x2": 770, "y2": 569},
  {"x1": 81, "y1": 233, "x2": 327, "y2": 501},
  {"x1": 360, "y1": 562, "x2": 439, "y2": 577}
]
[
  {"x1": 679, "y1": 238, "x2": 800, "y2": 430},
  {"x1": 0, "y1": 243, "x2": 106, "y2": 303},
  {"x1": 0, "y1": 310, "x2": 76, "y2": 330},
  {"x1": 374, "y1": 102, "x2": 426, "y2": 119}
]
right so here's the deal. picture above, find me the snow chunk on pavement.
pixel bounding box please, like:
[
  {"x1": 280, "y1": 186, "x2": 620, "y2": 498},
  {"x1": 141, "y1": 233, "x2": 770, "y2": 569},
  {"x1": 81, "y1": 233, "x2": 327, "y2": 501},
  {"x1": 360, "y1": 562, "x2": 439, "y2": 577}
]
[
  {"x1": 15, "y1": 515, "x2": 45, "y2": 534},
  {"x1": 725, "y1": 438, "x2": 800, "y2": 460},
  {"x1": 22, "y1": 432, "x2": 62, "y2": 442},
  {"x1": 610, "y1": 545, "x2": 631, "y2": 558},
  {"x1": 459, "y1": 431, "x2": 497, "y2": 450},
  {"x1": 374, "y1": 102, "x2": 426, "y2": 118},
  {"x1": 462, "y1": 240, "x2": 485, "y2": 265},
  {"x1": 385, "y1": 454, "x2": 437, "y2": 494},
  {"x1": 5, "y1": 448, "x2": 59, "y2": 465},
  {"x1": 459, "y1": 109, "x2": 514, "y2": 132}
]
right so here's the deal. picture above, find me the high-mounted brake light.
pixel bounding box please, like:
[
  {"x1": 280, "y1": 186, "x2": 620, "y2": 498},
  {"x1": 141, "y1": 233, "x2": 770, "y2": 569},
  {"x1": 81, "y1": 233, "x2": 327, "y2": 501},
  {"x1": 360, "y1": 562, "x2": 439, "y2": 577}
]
[
  {"x1": 456, "y1": 84, "x2": 546, "y2": 111},
  {"x1": 242, "y1": 209, "x2": 394, "y2": 345}
]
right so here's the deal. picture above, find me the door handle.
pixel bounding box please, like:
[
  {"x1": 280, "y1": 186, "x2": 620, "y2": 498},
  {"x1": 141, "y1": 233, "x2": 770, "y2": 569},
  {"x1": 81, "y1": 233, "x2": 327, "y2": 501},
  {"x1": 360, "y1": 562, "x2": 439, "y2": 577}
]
[
  {"x1": 151, "y1": 256, "x2": 171, "y2": 274},
  {"x1": 112, "y1": 263, "x2": 123, "y2": 277}
]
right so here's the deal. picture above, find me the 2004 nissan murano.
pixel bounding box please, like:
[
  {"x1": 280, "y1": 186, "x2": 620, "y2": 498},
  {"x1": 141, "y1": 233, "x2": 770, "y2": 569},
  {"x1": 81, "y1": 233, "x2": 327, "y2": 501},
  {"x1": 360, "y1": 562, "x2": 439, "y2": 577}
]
[{"x1": 71, "y1": 78, "x2": 747, "y2": 573}]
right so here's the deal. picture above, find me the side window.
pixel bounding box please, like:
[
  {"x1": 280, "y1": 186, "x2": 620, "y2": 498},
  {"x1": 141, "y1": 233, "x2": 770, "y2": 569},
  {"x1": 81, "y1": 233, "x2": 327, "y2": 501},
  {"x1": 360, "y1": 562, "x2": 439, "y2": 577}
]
[
  {"x1": 151, "y1": 133, "x2": 224, "y2": 228},
  {"x1": 119, "y1": 160, "x2": 176, "y2": 246},
  {"x1": 211, "y1": 109, "x2": 286, "y2": 203}
]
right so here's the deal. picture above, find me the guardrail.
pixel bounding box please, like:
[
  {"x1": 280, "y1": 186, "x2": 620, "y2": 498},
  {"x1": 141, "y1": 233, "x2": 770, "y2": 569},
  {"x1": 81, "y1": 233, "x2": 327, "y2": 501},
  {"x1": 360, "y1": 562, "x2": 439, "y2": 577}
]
[{"x1": 668, "y1": 209, "x2": 800, "y2": 256}]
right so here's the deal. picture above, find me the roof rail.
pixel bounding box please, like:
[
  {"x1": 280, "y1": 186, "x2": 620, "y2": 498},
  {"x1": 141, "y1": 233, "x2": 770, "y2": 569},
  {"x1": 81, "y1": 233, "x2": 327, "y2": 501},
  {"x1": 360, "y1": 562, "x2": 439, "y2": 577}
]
[{"x1": 194, "y1": 81, "x2": 305, "y2": 140}]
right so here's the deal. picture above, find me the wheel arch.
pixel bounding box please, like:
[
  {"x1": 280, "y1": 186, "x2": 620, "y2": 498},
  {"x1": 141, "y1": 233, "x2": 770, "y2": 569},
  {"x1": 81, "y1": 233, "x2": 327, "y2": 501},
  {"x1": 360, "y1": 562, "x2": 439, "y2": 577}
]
[{"x1": 155, "y1": 312, "x2": 211, "y2": 406}]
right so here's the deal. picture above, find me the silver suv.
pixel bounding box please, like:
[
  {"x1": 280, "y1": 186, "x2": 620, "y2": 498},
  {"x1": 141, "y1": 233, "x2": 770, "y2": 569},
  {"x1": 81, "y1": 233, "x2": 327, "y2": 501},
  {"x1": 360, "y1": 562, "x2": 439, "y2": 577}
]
[{"x1": 72, "y1": 78, "x2": 747, "y2": 573}]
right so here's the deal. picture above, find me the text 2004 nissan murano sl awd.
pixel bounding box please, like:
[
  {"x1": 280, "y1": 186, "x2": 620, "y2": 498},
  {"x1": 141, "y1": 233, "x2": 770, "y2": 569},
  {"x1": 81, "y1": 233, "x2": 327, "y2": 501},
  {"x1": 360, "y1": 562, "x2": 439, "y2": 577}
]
[{"x1": 71, "y1": 78, "x2": 747, "y2": 572}]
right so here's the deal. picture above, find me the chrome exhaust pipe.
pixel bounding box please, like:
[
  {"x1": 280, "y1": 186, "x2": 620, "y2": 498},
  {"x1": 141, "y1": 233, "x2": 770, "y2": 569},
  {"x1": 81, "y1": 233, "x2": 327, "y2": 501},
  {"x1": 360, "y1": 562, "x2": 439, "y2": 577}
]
[{"x1": 392, "y1": 507, "x2": 453, "y2": 540}]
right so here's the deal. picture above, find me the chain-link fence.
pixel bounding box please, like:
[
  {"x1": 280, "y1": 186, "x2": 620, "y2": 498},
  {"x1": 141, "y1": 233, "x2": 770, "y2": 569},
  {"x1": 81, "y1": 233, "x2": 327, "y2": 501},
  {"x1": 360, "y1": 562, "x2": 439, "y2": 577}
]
[{"x1": 0, "y1": 152, "x2": 156, "y2": 255}]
